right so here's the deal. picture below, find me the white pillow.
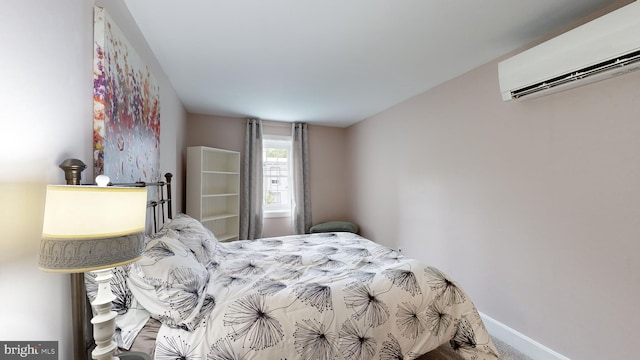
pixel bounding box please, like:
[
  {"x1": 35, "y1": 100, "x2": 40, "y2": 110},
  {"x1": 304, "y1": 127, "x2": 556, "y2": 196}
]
[
  {"x1": 128, "y1": 233, "x2": 211, "y2": 330},
  {"x1": 162, "y1": 213, "x2": 218, "y2": 266}
]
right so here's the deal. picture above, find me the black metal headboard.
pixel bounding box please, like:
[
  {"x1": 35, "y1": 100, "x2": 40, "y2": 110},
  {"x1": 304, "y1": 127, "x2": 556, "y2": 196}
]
[{"x1": 110, "y1": 173, "x2": 174, "y2": 233}]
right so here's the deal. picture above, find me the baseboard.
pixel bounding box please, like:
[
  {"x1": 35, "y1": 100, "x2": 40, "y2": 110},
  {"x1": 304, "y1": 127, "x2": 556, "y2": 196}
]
[{"x1": 479, "y1": 312, "x2": 570, "y2": 360}]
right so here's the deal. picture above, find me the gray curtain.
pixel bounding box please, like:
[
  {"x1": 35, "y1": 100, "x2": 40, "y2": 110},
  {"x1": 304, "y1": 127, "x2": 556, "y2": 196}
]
[
  {"x1": 240, "y1": 118, "x2": 263, "y2": 240},
  {"x1": 291, "y1": 122, "x2": 312, "y2": 234}
]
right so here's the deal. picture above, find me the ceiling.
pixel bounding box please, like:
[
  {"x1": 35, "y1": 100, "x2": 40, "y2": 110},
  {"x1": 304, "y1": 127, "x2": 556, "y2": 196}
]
[{"x1": 123, "y1": 0, "x2": 622, "y2": 127}]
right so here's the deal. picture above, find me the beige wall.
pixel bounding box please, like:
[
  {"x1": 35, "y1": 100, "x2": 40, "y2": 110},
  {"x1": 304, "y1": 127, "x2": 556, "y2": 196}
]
[
  {"x1": 0, "y1": 1, "x2": 187, "y2": 358},
  {"x1": 345, "y1": 46, "x2": 640, "y2": 360},
  {"x1": 187, "y1": 114, "x2": 350, "y2": 237}
]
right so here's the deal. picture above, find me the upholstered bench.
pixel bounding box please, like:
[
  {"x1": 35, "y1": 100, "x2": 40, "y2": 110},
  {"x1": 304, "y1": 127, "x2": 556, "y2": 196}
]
[{"x1": 309, "y1": 221, "x2": 359, "y2": 234}]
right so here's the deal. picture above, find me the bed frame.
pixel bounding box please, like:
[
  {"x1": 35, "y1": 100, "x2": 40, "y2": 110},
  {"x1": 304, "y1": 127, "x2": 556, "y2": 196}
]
[{"x1": 59, "y1": 162, "x2": 174, "y2": 360}]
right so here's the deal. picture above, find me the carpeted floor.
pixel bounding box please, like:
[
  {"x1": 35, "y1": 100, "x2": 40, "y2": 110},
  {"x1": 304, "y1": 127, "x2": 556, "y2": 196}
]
[{"x1": 418, "y1": 336, "x2": 532, "y2": 360}]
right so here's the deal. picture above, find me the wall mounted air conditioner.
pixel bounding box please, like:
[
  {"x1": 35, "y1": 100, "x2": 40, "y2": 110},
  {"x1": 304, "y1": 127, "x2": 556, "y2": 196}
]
[{"x1": 498, "y1": 1, "x2": 640, "y2": 101}]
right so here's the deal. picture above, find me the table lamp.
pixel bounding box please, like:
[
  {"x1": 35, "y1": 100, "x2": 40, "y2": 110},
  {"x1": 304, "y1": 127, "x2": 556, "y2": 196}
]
[{"x1": 39, "y1": 175, "x2": 147, "y2": 360}]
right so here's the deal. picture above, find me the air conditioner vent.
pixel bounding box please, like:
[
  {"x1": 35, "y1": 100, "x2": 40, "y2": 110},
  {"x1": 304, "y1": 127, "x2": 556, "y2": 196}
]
[{"x1": 510, "y1": 49, "x2": 640, "y2": 99}]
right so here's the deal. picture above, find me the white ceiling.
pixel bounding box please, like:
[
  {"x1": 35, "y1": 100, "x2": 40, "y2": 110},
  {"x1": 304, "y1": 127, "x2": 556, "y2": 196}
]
[{"x1": 123, "y1": 0, "x2": 621, "y2": 127}]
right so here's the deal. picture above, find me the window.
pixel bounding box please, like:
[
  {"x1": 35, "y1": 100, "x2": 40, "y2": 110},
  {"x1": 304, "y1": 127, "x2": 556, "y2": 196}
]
[{"x1": 263, "y1": 135, "x2": 292, "y2": 217}]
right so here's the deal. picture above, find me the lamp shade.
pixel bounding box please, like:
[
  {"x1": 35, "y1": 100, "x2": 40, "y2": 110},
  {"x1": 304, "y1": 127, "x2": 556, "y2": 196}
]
[{"x1": 39, "y1": 185, "x2": 148, "y2": 272}]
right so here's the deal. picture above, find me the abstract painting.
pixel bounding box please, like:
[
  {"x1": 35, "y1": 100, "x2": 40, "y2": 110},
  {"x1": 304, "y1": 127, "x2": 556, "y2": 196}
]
[{"x1": 93, "y1": 6, "x2": 160, "y2": 183}]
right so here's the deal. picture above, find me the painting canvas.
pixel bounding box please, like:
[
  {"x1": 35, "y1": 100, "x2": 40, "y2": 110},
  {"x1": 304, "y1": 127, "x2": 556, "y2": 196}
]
[{"x1": 93, "y1": 6, "x2": 160, "y2": 183}]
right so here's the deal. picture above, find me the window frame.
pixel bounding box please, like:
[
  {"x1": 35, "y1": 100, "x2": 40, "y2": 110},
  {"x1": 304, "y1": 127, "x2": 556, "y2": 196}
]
[{"x1": 262, "y1": 134, "x2": 292, "y2": 218}]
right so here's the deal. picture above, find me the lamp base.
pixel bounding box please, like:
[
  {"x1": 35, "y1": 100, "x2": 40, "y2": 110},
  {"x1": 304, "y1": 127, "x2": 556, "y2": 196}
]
[{"x1": 89, "y1": 268, "x2": 119, "y2": 360}]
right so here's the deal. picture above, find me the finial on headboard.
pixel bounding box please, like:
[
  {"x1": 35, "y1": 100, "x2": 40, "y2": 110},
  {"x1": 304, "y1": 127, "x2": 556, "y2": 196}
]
[
  {"x1": 59, "y1": 158, "x2": 87, "y2": 185},
  {"x1": 165, "y1": 172, "x2": 173, "y2": 219}
]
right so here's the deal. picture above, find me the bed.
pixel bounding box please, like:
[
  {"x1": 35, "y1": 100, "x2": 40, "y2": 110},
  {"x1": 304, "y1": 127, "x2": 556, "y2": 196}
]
[{"x1": 81, "y1": 177, "x2": 498, "y2": 360}]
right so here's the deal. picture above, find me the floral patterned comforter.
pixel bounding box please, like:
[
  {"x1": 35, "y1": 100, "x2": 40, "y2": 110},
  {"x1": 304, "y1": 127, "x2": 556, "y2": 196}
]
[{"x1": 121, "y1": 215, "x2": 498, "y2": 360}]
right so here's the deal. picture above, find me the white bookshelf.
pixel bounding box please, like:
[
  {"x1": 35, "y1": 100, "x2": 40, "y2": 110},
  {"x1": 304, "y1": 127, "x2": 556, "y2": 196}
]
[{"x1": 186, "y1": 146, "x2": 240, "y2": 242}]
